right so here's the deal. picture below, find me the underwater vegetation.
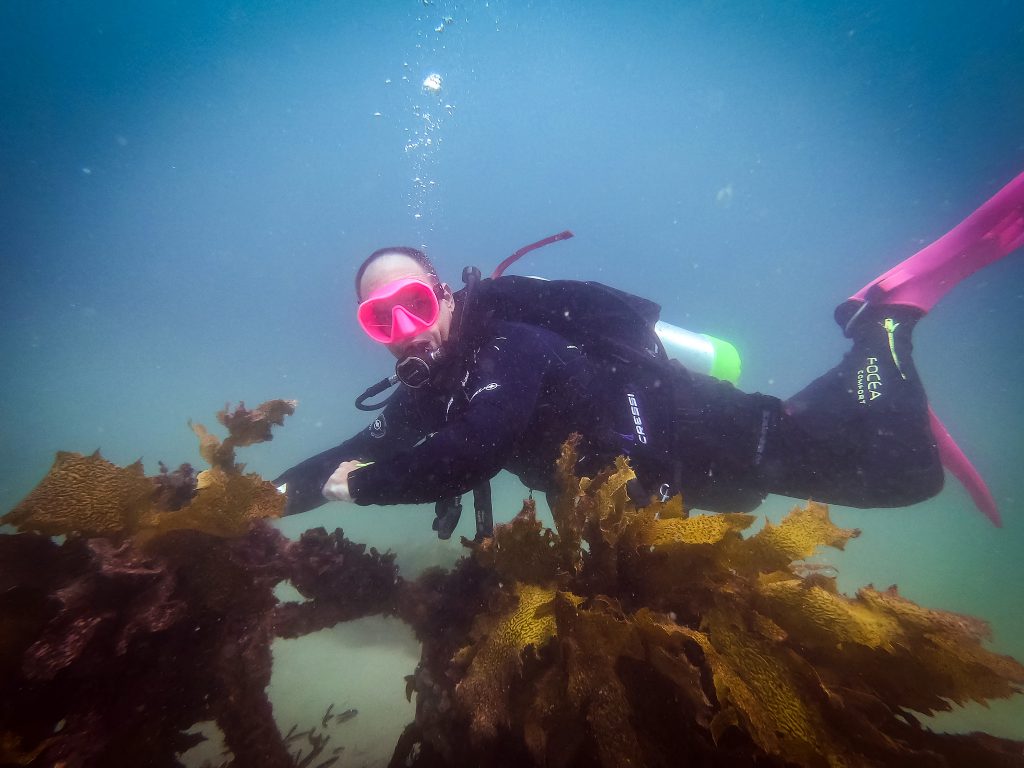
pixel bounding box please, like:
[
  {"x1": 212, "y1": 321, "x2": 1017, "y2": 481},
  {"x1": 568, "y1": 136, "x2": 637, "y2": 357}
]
[
  {"x1": 1, "y1": 405, "x2": 1023, "y2": 767},
  {"x1": 393, "y1": 438, "x2": 1024, "y2": 767},
  {"x1": 0, "y1": 401, "x2": 400, "y2": 768}
]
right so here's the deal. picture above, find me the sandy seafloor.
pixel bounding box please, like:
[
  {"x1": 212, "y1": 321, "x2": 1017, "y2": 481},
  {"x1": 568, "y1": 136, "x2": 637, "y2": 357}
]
[{"x1": 2, "y1": 1, "x2": 1024, "y2": 765}]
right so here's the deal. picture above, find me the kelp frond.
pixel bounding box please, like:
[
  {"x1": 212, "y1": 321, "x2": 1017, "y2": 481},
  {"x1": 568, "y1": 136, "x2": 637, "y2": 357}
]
[
  {"x1": 2, "y1": 400, "x2": 295, "y2": 541},
  {"x1": 406, "y1": 438, "x2": 1024, "y2": 768}
]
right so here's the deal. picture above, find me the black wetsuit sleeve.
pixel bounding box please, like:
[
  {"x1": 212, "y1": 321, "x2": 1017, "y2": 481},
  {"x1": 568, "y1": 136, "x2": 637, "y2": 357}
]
[
  {"x1": 272, "y1": 388, "x2": 428, "y2": 515},
  {"x1": 347, "y1": 332, "x2": 548, "y2": 505}
]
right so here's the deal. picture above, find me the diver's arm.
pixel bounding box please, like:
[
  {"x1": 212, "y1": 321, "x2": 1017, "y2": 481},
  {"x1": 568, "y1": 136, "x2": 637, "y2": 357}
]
[
  {"x1": 272, "y1": 388, "x2": 426, "y2": 515},
  {"x1": 346, "y1": 331, "x2": 547, "y2": 505}
]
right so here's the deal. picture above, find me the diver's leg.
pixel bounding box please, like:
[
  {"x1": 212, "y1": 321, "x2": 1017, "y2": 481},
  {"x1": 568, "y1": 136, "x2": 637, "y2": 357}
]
[
  {"x1": 761, "y1": 305, "x2": 943, "y2": 508},
  {"x1": 820, "y1": 173, "x2": 1022, "y2": 520}
]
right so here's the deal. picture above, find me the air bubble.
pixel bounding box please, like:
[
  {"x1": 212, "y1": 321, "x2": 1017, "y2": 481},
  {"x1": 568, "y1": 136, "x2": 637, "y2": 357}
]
[{"x1": 422, "y1": 73, "x2": 442, "y2": 92}]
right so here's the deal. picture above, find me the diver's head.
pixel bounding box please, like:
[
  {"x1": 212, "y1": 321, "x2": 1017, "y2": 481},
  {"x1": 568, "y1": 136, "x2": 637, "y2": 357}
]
[{"x1": 355, "y1": 246, "x2": 455, "y2": 358}]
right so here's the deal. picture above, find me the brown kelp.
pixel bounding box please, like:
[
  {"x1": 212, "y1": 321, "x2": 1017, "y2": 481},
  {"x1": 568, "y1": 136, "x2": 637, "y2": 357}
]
[
  {"x1": 3, "y1": 405, "x2": 1023, "y2": 768},
  {"x1": 393, "y1": 436, "x2": 1024, "y2": 767},
  {"x1": 3, "y1": 400, "x2": 297, "y2": 541},
  {"x1": 0, "y1": 401, "x2": 400, "y2": 768}
]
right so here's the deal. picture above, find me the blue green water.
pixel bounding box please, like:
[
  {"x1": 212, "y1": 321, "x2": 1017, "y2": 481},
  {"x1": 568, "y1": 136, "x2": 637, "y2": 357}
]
[{"x1": 2, "y1": 0, "x2": 1023, "y2": 759}]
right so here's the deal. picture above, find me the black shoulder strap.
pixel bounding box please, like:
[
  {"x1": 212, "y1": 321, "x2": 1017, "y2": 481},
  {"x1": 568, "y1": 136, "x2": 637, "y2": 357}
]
[{"x1": 467, "y1": 276, "x2": 668, "y2": 366}]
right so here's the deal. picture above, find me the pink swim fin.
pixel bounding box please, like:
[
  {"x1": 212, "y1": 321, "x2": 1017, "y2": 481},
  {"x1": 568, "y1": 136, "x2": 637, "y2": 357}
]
[
  {"x1": 845, "y1": 171, "x2": 1024, "y2": 526},
  {"x1": 848, "y1": 170, "x2": 1024, "y2": 314},
  {"x1": 928, "y1": 408, "x2": 1001, "y2": 527}
]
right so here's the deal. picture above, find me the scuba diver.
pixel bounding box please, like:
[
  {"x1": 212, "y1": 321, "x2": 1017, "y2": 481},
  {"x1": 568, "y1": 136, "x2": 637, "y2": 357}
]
[{"x1": 275, "y1": 171, "x2": 1023, "y2": 537}]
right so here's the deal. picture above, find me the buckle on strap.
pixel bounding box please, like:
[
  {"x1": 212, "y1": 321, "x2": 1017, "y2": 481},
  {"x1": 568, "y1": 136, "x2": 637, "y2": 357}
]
[{"x1": 658, "y1": 483, "x2": 671, "y2": 503}]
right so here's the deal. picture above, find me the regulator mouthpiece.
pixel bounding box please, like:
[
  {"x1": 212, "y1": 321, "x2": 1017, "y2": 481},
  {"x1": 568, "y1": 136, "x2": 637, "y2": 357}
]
[{"x1": 396, "y1": 342, "x2": 446, "y2": 389}]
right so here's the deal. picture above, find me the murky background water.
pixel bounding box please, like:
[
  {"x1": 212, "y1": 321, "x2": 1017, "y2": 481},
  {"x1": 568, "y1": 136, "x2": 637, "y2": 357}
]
[{"x1": 3, "y1": 1, "x2": 1023, "y2": 763}]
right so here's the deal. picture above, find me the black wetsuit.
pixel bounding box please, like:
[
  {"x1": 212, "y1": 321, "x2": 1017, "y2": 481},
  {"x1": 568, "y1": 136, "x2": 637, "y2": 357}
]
[{"x1": 275, "y1": 306, "x2": 943, "y2": 516}]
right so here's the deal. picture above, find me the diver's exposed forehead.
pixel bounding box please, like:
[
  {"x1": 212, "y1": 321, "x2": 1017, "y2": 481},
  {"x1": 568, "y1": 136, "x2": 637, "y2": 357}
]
[{"x1": 358, "y1": 253, "x2": 433, "y2": 300}]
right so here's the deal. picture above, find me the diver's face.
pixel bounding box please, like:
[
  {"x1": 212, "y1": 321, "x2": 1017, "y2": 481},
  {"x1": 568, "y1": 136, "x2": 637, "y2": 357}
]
[{"x1": 358, "y1": 254, "x2": 454, "y2": 358}]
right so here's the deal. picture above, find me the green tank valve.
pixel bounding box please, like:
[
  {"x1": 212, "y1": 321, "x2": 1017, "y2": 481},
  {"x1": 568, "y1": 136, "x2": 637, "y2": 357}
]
[{"x1": 705, "y1": 334, "x2": 742, "y2": 384}]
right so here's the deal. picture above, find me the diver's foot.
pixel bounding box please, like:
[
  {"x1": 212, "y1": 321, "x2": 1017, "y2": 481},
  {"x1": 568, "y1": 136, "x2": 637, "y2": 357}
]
[{"x1": 835, "y1": 300, "x2": 924, "y2": 341}]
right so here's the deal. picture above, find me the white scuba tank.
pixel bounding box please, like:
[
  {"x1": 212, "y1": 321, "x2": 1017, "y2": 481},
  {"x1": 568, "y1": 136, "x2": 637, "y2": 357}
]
[{"x1": 654, "y1": 320, "x2": 741, "y2": 384}]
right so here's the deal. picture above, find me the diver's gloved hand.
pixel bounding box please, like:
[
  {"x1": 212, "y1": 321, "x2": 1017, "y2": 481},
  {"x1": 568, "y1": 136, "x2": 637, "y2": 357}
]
[{"x1": 322, "y1": 459, "x2": 372, "y2": 503}]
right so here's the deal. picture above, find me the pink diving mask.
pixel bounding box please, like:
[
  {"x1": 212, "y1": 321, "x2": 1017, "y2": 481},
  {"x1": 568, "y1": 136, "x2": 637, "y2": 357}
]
[{"x1": 357, "y1": 277, "x2": 445, "y2": 343}]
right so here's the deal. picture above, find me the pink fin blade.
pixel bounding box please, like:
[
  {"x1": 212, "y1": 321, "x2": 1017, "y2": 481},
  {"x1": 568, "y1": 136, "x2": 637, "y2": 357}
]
[
  {"x1": 928, "y1": 407, "x2": 1001, "y2": 527},
  {"x1": 851, "y1": 170, "x2": 1024, "y2": 312}
]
